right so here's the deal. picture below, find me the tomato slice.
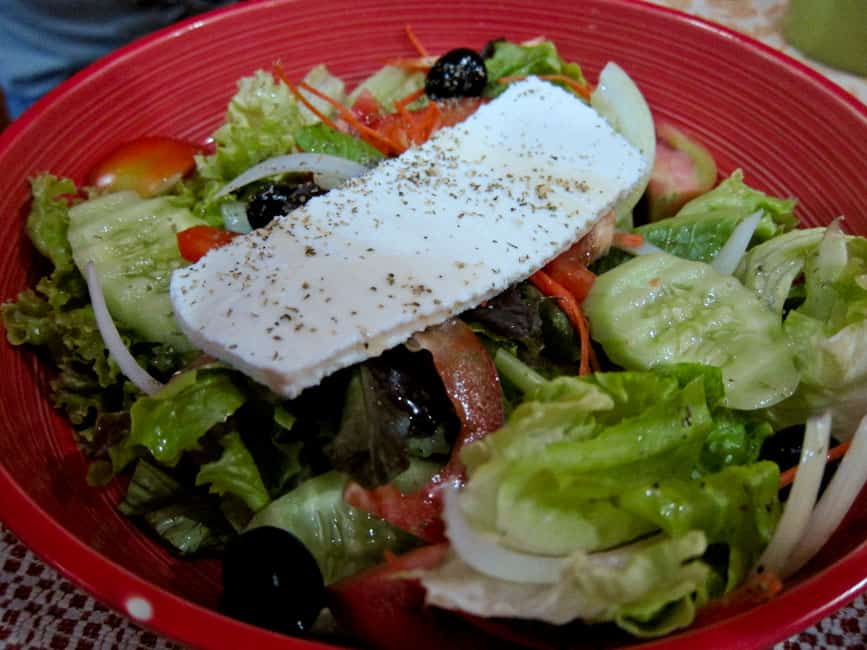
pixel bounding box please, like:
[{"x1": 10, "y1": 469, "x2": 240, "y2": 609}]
[
  {"x1": 328, "y1": 544, "x2": 505, "y2": 650},
  {"x1": 86, "y1": 136, "x2": 200, "y2": 197},
  {"x1": 351, "y1": 88, "x2": 384, "y2": 126},
  {"x1": 177, "y1": 225, "x2": 239, "y2": 263},
  {"x1": 344, "y1": 319, "x2": 504, "y2": 542},
  {"x1": 544, "y1": 249, "x2": 597, "y2": 303}
]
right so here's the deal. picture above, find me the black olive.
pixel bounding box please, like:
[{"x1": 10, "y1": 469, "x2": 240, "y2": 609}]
[
  {"x1": 425, "y1": 48, "x2": 487, "y2": 99},
  {"x1": 221, "y1": 526, "x2": 325, "y2": 636},
  {"x1": 246, "y1": 181, "x2": 326, "y2": 229}
]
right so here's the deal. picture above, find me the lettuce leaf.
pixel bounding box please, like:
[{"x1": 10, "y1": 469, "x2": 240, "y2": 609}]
[
  {"x1": 248, "y1": 470, "x2": 422, "y2": 583},
  {"x1": 423, "y1": 366, "x2": 780, "y2": 637},
  {"x1": 736, "y1": 226, "x2": 867, "y2": 435},
  {"x1": 483, "y1": 40, "x2": 586, "y2": 98},
  {"x1": 112, "y1": 369, "x2": 245, "y2": 470},
  {"x1": 119, "y1": 459, "x2": 234, "y2": 556},
  {"x1": 195, "y1": 70, "x2": 309, "y2": 185},
  {"x1": 422, "y1": 532, "x2": 711, "y2": 637},
  {"x1": 637, "y1": 170, "x2": 797, "y2": 263},
  {"x1": 196, "y1": 431, "x2": 270, "y2": 512},
  {"x1": 294, "y1": 123, "x2": 384, "y2": 165},
  {"x1": 348, "y1": 65, "x2": 425, "y2": 112},
  {"x1": 25, "y1": 174, "x2": 78, "y2": 273}
]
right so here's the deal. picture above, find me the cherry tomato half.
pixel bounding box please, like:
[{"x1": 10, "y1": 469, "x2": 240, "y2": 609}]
[
  {"x1": 86, "y1": 136, "x2": 200, "y2": 197},
  {"x1": 177, "y1": 225, "x2": 239, "y2": 262}
]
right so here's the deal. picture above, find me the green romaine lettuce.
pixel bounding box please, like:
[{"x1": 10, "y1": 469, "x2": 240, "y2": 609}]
[
  {"x1": 422, "y1": 532, "x2": 711, "y2": 638},
  {"x1": 420, "y1": 366, "x2": 780, "y2": 637},
  {"x1": 348, "y1": 65, "x2": 425, "y2": 112},
  {"x1": 483, "y1": 40, "x2": 586, "y2": 97},
  {"x1": 248, "y1": 470, "x2": 423, "y2": 584},
  {"x1": 294, "y1": 123, "x2": 384, "y2": 165},
  {"x1": 637, "y1": 170, "x2": 797, "y2": 262},
  {"x1": 25, "y1": 174, "x2": 78, "y2": 273},
  {"x1": 111, "y1": 369, "x2": 245, "y2": 470},
  {"x1": 743, "y1": 226, "x2": 867, "y2": 435},
  {"x1": 196, "y1": 431, "x2": 271, "y2": 512}
]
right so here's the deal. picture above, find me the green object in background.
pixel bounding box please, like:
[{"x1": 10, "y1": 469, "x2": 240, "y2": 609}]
[{"x1": 783, "y1": 0, "x2": 867, "y2": 75}]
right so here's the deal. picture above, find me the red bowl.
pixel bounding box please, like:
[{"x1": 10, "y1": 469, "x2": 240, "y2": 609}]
[{"x1": 1, "y1": 1, "x2": 866, "y2": 648}]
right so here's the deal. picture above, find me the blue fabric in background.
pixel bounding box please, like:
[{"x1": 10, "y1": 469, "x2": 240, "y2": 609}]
[{"x1": 0, "y1": 1, "x2": 236, "y2": 118}]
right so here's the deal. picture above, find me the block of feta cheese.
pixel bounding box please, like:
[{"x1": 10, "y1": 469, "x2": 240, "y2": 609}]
[{"x1": 170, "y1": 77, "x2": 647, "y2": 398}]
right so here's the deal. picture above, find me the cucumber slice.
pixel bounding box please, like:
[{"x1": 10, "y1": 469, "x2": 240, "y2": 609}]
[
  {"x1": 68, "y1": 191, "x2": 204, "y2": 350},
  {"x1": 584, "y1": 253, "x2": 798, "y2": 410}
]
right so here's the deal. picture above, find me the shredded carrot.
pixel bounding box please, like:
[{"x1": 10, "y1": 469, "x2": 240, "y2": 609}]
[
  {"x1": 537, "y1": 74, "x2": 593, "y2": 100},
  {"x1": 395, "y1": 87, "x2": 427, "y2": 122},
  {"x1": 404, "y1": 24, "x2": 429, "y2": 57},
  {"x1": 497, "y1": 74, "x2": 592, "y2": 100},
  {"x1": 297, "y1": 81, "x2": 402, "y2": 156},
  {"x1": 396, "y1": 87, "x2": 426, "y2": 110},
  {"x1": 530, "y1": 270, "x2": 593, "y2": 376},
  {"x1": 274, "y1": 65, "x2": 344, "y2": 135},
  {"x1": 385, "y1": 57, "x2": 435, "y2": 72},
  {"x1": 613, "y1": 231, "x2": 645, "y2": 248},
  {"x1": 779, "y1": 439, "x2": 852, "y2": 488},
  {"x1": 722, "y1": 571, "x2": 783, "y2": 609}
]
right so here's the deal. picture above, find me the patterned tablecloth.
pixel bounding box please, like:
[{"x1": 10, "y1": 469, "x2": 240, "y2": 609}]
[{"x1": 2, "y1": 0, "x2": 866, "y2": 648}]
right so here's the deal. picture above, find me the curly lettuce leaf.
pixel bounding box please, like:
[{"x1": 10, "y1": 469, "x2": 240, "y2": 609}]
[
  {"x1": 195, "y1": 70, "x2": 308, "y2": 185},
  {"x1": 637, "y1": 170, "x2": 798, "y2": 262}
]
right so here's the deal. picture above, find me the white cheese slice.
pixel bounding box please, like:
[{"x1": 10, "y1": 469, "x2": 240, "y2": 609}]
[{"x1": 170, "y1": 77, "x2": 647, "y2": 398}]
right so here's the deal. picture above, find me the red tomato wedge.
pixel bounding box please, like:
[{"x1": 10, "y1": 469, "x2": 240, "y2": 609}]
[
  {"x1": 544, "y1": 249, "x2": 597, "y2": 303},
  {"x1": 86, "y1": 136, "x2": 200, "y2": 197},
  {"x1": 344, "y1": 319, "x2": 504, "y2": 542},
  {"x1": 328, "y1": 544, "x2": 507, "y2": 650},
  {"x1": 177, "y1": 225, "x2": 239, "y2": 263}
]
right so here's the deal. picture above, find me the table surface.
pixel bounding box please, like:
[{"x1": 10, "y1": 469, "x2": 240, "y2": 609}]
[{"x1": 2, "y1": 0, "x2": 867, "y2": 648}]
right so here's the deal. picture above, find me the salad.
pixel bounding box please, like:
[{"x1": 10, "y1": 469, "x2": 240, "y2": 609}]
[{"x1": 3, "y1": 27, "x2": 867, "y2": 649}]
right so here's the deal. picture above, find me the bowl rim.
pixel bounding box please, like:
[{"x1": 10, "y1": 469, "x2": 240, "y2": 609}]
[{"x1": 1, "y1": 1, "x2": 866, "y2": 649}]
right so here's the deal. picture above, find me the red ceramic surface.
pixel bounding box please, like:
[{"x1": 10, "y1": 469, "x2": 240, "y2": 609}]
[{"x1": 0, "y1": 1, "x2": 866, "y2": 648}]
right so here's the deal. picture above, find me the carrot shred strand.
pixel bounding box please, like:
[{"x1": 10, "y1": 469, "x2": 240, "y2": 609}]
[
  {"x1": 778, "y1": 439, "x2": 852, "y2": 488},
  {"x1": 537, "y1": 74, "x2": 593, "y2": 100},
  {"x1": 385, "y1": 57, "x2": 435, "y2": 72},
  {"x1": 404, "y1": 24, "x2": 429, "y2": 57},
  {"x1": 274, "y1": 66, "x2": 344, "y2": 135},
  {"x1": 613, "y1": 231, "x2": 645, "y2": 248},
  {"x1": 529, "y1": 270, "x2": 593, "y2": 376},
  {"x1": 297, "y1": 81, "x2": 401, "y2": 155},
  {"x1": 497, "y1": 74, "x2": 593, "y2": 100}
]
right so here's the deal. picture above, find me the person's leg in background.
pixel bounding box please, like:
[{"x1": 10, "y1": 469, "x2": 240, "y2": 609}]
[{"x1": 0, "y1": 0, "x2": 237, "y2": 122}]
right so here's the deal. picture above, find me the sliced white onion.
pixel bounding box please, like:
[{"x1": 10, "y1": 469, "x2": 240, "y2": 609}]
[
  {"x1": 591, "y1": 63, "x2": 656, "y2": 229},
  {"x1": 442, "y1": 485, "x2": 566, "y2": 584},
  {"x1": 220, "y1": 200, "x2": 252, "y2": 234},
  {"x1": 214, "y1": 153, "x2": 369, "y2": 200},
  {"x1": 754, "y1": 412, "x2": 831, "y2": 577},
  {"x1": 616, "y1": 238, "x2": 667, "y2": 256},
  {"x1": 711, "y1": 209, "x2": 764, "y2": 275},
  {"x1": 784, "y1": 414, "x2": 867, "y2": 577},
  {"x1": 84, "y1": 261, "x2": 163, "y2": 396}
]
